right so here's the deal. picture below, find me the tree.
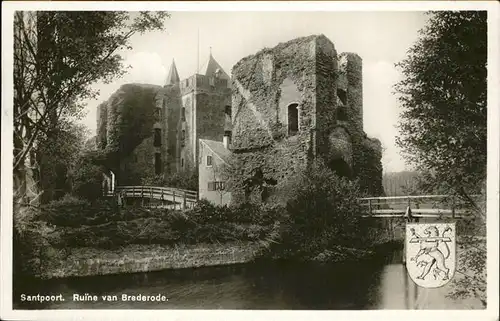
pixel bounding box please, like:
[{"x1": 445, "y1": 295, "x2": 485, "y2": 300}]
[
  {"x1": 12, "y1": 11, "x2": 169, "y2": 282},
  {"x1": 13, "y1": 11, "x2": 169, "y2": 217},
  {"x1": 36, "y1": 122, "x2": 89, "y2": 203},
  {"x1": 394, "y1": 11, "x2": 487, "y2": 215},
  {"x1": 395, "y1": 11, "x2": 487, "y2": 308}
]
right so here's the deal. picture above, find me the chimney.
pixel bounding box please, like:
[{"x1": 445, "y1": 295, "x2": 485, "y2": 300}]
[{"x1": 223, "y1": 131, "x2": 231, "y2": 149}]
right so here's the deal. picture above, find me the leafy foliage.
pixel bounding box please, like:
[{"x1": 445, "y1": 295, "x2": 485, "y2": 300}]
[
  {"x1": 35, "y1": 122, "x2": 89, "y2": 203},
  {"x1": 448, "y1": 237, "x2": 487, "y2": 308},
  {"x1": 34, "y1": 197, "x2": 281, "y2": 249},
  {"x1": 71, "y1": 151, "x2": 107, "y2": 202},
  {"x1": 266, "y1": 160, "x2": 378, "y2": 260},
  {"x1": 395, "y1": 11, "x2": 487, "y2": 307},
  {"x1": 394, "y1": 11, "x2": 487, "y2": 204},
  {"x1": 382, "y1": 171, "x2": 420, "y2": 196},
  {"x1": 104, "y1": 84, "x2": 161, "y2": 159},
  {"x1": 14, "y1": 11, "x2": 169, "y2": 174}
]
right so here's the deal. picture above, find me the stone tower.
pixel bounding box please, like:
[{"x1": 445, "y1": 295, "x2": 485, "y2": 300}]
[
  {"x1": 229, "y1": 34, "x2": 383, "y2": 203},
  {"x1": 158, "y1": 52, "x2": 232, "y2": 175}
]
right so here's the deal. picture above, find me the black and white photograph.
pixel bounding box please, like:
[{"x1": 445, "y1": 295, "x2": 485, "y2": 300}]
[{"x1": 1, "y1": 1, "x2": 499, "y2": 321}]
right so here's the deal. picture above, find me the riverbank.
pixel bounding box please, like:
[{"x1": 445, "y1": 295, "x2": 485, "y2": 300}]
[
  {"x1": 39, "y1": 242, "x2": 263, "y2": 279},
  {"x1": 37, "y1": 240, "x2": 391, "y2": 279}
]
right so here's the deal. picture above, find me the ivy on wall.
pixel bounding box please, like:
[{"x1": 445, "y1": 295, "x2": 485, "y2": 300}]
[
  {"x1": 352, "y1": 138, "x2": 384, "y2": 196},
  {"x1": 97, "y1": 84, "x2": 161, "y2": 173}
]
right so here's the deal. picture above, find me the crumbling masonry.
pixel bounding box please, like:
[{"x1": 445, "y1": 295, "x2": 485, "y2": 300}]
[
  {"x1": 96, "y1": 34, "x2": 383, "y2": 200},
  {"x1": 228, "y1": 35, "x2": 383, "y2": 203}
]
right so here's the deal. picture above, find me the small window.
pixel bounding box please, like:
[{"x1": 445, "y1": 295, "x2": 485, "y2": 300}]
[
  {"x1": 181, "y1": 130, "x2": 186, "y2": 147},
  {"x1": 209, "y1": 77, "x2": 215, "y2": 86},
  {"x1": 225, "y1": 105, "x2": 231, "y2": 117},
  {"x1": 181, "y1": 158, "x2": 184, "y2": 168},
  {"x1": 288, "y1": 103, "x2": 299, "y2": 136},
  {"x1": 155, "y1": 108, "x2": 161, "y2": 120},
  {"x1": 337, "y1": 89, "x2": 347, "y2": 106},
  {"x1": 208, "y1": 181, "x2": 225, "y2": 191},
  {"x1": 181, "y1": 107, "x2": 186, "y2": 121},
  {"x1": 206, "y1": 155, "x2": 213, "y2": 167},
  {"x1": 154, "y1": 153, "x2": 162, "y2": 175},
  {"x1": 153, "y1": 128, "x2": 161, "y2": 147},
  {"x1": 215, "y1": 182, "x2": 225, "y2": 191}
]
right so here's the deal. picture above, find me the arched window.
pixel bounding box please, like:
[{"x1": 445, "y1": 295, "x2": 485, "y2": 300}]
[
  {"x1": 225, "y1": 105, "x2": 231, "y2": 118},
  {"x1": 288, "y1": 103, "x2": 299, "y2": 136}
]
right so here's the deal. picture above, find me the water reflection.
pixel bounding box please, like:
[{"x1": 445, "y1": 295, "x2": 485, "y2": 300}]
[{"x1": 15, "y1": 248, "x2": 425, "y2": 310}]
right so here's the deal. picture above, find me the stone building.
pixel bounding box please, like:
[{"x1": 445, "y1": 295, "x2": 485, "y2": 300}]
[
  {"x1": 228, "y1": 34, "x2": 383, "y2": 204},
  {"x1": 96, "y1": 34, "x2": 383, "y2": 201},
  {"x1": 96, "y1": 53, "x2": 232, "y2": 186}
]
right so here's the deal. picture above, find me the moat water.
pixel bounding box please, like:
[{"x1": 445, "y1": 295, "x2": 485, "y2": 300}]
[{"x1": 13, "y1": 248, "x2": 464, "y2": 310}]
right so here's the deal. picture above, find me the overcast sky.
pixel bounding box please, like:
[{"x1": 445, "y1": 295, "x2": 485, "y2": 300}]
[{"x1": 80, "y1": 11, "x2": 428, "y2": 173}]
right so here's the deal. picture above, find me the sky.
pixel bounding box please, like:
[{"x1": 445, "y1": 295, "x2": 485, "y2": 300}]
[{"x1": 80, "y1": 11, "x2": 428, "y2": 173}]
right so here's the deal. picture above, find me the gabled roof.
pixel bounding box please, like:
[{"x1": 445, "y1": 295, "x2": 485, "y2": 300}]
[
  {"x1": 199, "y1": 52, "x2": 230, "y2": 80},
  {"x1": 200, "y1": 139, "x2": 231, "y2": 164},
  {"x1": 165, "y1": 59, "x2": 180, "y2": 85}
]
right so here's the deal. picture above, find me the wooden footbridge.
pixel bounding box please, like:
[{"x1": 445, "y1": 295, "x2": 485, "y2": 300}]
[
  {"x1": 358, "y1": 194, "x2": 482, "y2": 219},
  {"x1": 107, "y1": 185, "x2": 199, "y2": 209},
  {"x1": 107, "y1": 182, "x2": 482, "y2": 219}
]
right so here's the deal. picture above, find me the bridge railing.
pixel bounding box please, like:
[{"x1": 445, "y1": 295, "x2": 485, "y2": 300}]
[
  {"x1": 358, "y1": 194, "x2": 484, "y2": 218},
  {"x1": 114, "y1": 185, "x2": 198, "y2": 208}
]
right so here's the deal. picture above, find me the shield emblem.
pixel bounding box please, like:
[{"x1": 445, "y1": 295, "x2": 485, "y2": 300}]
[{"x1": 405, "y1": 223, "x2": 456, "y2": 288}]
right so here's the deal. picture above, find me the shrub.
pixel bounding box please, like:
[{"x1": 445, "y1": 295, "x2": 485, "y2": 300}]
[
  {"x1": 163, "y1": 169, "x2": 198, "y2": 190},
  {"x1": 268, "y1": 160, "x2": 375, "y2": 260},
  {"x1": 72, "y1": 151, "x2": 106, "y2": 202}
]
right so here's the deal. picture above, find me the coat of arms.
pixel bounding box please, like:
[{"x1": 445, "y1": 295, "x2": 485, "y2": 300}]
[{"x1": 405, "y1": 223, "x2": 456, "y2": 288}]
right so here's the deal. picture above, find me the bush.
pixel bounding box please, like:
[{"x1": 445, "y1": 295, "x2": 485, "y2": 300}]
[
  {"x1": 163, "y1": 169, "x2": 198, "y2": 190},
  {"x1": 267, "y1": 160, "x2": 375, "y2": 260},
  {"x1": 72, "y1": 151, "x2": 106, "y2": 202}
]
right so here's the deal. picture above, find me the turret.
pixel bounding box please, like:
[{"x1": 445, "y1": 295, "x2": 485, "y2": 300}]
[{"x1": 165, "y1": 59, "x2": 180, "y2": 86}]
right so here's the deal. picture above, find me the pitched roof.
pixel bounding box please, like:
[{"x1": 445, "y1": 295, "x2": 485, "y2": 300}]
[
  {"x1": 165, "y1": 59, "x2": 180, "y2": 85},
  {"x1": 200, "y1": 139, "x2": 232, "y2": 164},
  {"x1": 199, "y1": 52, "x2": 230, "y2": 80}
]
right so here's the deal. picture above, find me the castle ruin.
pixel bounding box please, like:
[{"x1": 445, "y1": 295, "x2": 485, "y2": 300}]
[{"x1": 96, "y1": 34, "x2": 383, "y2": 201}]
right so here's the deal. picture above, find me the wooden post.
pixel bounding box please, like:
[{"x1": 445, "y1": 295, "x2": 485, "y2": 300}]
[
  {"x1": 451, "y1": 195, "x2": 456, "y2": 219},
  {"x1": 368, "y1": 199, "x2": 372, "y2": 216},
  {"x1": 173, "y1": 191, "x2": 176, "y2": 210},
  {"x1": 141, "y1": 186, "x2": 144, "y2": 206}
]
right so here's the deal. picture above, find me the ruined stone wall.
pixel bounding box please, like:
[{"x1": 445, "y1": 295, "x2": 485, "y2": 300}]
[
  {"x1": 314, "y1": 35, "x2": 338, "y2": 161},
  {"x1": 228, "y1": 35, "x2": 383, "y2": 203},
  {"x1": 229, "y1": 36, "x2": 319, "y2": 204},
  {"x1": 196, "y1": 91, "x2": 231, "y2": 144},
  {"x1": 100, "y1": 84, "x2": 161, "y2": 185},
  {"x1": 353, "y1": 137, "x2": 384, "y2": 196},
  {"x1": 161, "y1": 85, "x2": 182, "y2": 174},
  {"x1": 119, "y1": 137, "x2": 156, "y2": 185},
  {"x1": 340, "y1": 53, "x2": 363, "y2": 136},
  {"x1": 180, "y1": 93, "x2": 195, "y2": 172}
]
